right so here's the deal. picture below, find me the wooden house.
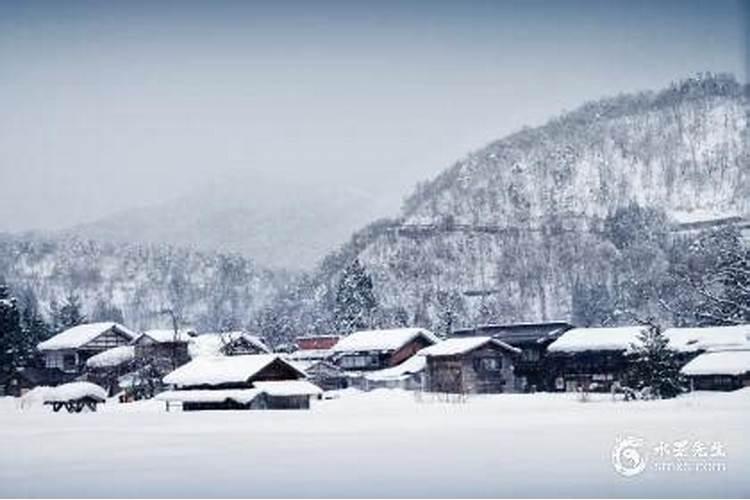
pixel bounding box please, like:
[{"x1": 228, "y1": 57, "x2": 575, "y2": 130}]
[
  {"x1": 451, "y1": 321, "x2": 572, "y2": 391},
  {"x1": 681, "y1": 349, "x2": 750, "y2": 391},
  {"x1": 37, "y1": 322, "x2": 138, "y2": 375},
  {"x1": 296, "y1": 335, "x2": 341, "y2": 351},
  {"x1": 421, "y1": 337, "x2": 520, "y2": 394},
  {"x1": 546, "y1": 326, "x2": 649, "y2": 392},
  {"x1": 157, "y1": 354, "x2": 322, "y2": 410},
  {"x1": 332, "y1": 328, "x2": 438, "y2": 372},
  {"x1": 133, "y1": 330, "x2": 196, "y2": 370}
]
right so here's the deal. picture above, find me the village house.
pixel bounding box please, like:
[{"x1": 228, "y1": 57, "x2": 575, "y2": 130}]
[
  {"x1": 156, "y1": 354, "x2": 322, "y2": 410},
  {"x1": 546, "y1": 325, "x2": 649, "y2": 392},
  {"x1": 420, "y1": 336, "x2": 521, "y2": 394},
  {"x1": 331, "y1": 328, "x2": 438, "y2": 372},
  {"x1": 663, "y1": 324, "x2": 750, "y2": 359},
  {"x1": 37, "y1": 322, "x2": 138, "y2": 376},
  {"x1": 681, "y1": 348, "x2": 750, "y2": 391},
  {"x1": 451, "y1": 321, "x2": 572, "y2": 391},
  {"x1": 133, "y1": 329, "x2": 197, "y2": 370}
]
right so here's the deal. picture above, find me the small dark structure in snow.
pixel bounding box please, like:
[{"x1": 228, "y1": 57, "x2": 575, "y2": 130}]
[
  {"x1": 451, "y1": 321, "x2": 572, "y2": 391},
  {"x1": 332, "y1": 328, "x2": 438, "y2": 372},
  {"x1": 157, "y1": 354, "x2": 322, "y2": 411},
  {"x1": 681, "y1": 349, "x2": 750, "y2": 391},
  {"x1": 421, "y1": 337, "x2": 520, "y2": 394},
  {"x1": 0, "y1": 367, "x2": 74, "y2": 397},
  {"x1": 43, "y1": 382, "x2": 108, "y2": 413},
  {"x1": 37, "y1": 322, "x2": 138, "y2": 375}
]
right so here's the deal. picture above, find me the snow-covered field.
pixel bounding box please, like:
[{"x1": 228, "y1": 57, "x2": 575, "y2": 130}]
[{"x1": 0, "y1": 389, "x2": 748, "y2": 498}]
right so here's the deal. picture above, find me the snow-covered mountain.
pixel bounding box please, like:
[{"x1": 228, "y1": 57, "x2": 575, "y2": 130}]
[
  {"x1": 286, "y1": 74, "x2": 749, "y2": 334},
  {"x1": 65, "y1": 173, "x2": 388, "y2": 270},
  {"x1": 0, "y1": 233, "x2": 287, "y2": 332}
]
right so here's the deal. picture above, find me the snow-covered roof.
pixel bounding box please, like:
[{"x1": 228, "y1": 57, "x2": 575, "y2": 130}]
[
  {"x1": 287, "y1": 349, "x2": 332, "y2": 361},
  {"x1": 138, "y1": 329, "x2": 195, "y2": 344},
  {"x1": 681, "y1": 350, "x2": 750, "y2": 376},
  {"x1": 547, "y1": 326, "x2": 649, "y2": 353},
  {"x1": 420, "y1": 336, "x2": 520, "y2": 357},
  {"x1": 86, "y1": 346, "x2": 135, "y2": 369},
  {"x1": 43, "y1": 382, "x2": 107, "y2": 402},
  {"x1": 252, "y1": 380, "x2": 323, "y2": 396},
  {"x1": 156, "y1": 389, "x2": 261, "y2": 404},
  {"x1": 364, "y1": 355, "x2": 427, "y2": 382},
  {"x1": 664, "y1": 325, "x2": 750, "y2": 353},
  {"x1": 38, "y1": 322, "x2": 138, "y2": 351},
  {"x1": 188, "y1": 332, "x2": 271, "y2": 358},
  {"x1": 332, "y1": 328, "x2": 438, "y2": 353},
  {"x1": 163, "y1": 354, "x2": 304, "y2": 387}
]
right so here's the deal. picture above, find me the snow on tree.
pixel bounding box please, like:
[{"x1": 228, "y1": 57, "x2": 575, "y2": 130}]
[
  {"x1": 626, "y1": 323, "x2": 685, "y2": 399},
  {"x1": 334, "y1": 259, "x2": 377, "y2": 333},
  {"x1": 0, "y1": 282, "x2": 23, "y2": 376}
]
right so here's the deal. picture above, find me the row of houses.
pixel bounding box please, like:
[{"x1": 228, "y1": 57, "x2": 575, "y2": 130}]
[
  {"x1": 287, "y1": 322, "x2": 750, "y2": 395},
  {"x1": 2, "y1": 320, "x2": 749, "y2": 409}
]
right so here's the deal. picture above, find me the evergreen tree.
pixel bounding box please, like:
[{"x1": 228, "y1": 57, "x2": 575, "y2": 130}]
[
  {"x1": 334, "y1": 259, "x2": 377, "y2": 333},
  {"x1": 626, "y1": 324, "x2": 685, "y2": 399},
  {"x1": 56, "y1": 293, "x2": 87, "y2": 331},
  {"x1": 0, "y1": 283, "x2": 23, "y2": 376}
]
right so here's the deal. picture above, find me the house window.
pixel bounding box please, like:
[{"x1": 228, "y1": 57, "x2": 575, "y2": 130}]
[
  {"x1": 478, "y1": 357, "x2": 501, "y2": 371},
  {"x1": 340, "y1": 355, "x2": 376, "y2": 369},
  {"x1": 63, "y1": 353, "x2": 76, "y2": 371}
]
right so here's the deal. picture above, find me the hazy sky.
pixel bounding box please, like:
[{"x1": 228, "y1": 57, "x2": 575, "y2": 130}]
[{"x1": 0, "y1": 0, "x2": 745, "y2": 231}]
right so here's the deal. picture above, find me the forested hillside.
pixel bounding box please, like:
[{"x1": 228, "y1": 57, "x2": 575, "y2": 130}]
[
  {"x1": 262, "y1": 74, "x2": 749, "y2": 338},
  {"x1": 0, "y1": 234, "x2": 286, "y2": 334}
]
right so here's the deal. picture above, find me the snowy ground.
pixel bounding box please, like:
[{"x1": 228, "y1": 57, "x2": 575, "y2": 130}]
[{"x1": 0, "y1": 389, "x2": 748, "y2": 498}]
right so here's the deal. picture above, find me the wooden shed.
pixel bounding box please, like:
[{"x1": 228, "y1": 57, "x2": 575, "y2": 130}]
[
  {"x1": 421, "y1": 337, "x2": 521, "y2": 394},
  {"x1": 157, "y1": 354, "x2": 322, "y2": 410},
  {"x1": 332, "y1": 328, "x2": 438, "y2": 372}
]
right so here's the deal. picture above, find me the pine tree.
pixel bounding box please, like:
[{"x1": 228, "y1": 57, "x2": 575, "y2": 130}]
[
  {"x1": 56, "y1": 293, "x2": 87, "y2": 331},
  {"x1": 0, "y1": 283, "x2": 23, "y2": 377},
  {"x1": 334, "y1": 259, "x2": 377, "y2": 333},
  {"x1": 626, "y1": 324, "x2": 685, "y2": 399}
]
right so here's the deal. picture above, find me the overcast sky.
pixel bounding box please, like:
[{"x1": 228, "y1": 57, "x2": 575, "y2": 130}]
[{"x1": 0, "y1": 0, "x2": 745, "y2": 231}]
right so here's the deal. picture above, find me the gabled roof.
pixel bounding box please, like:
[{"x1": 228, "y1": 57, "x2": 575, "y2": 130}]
[
  {"x1": 188, "y1": 332, "x2": 271, "y2": 358},
  {"x1": 664, "y1": 325, "x2": 750, "y2": 353},
  {"x1": 137, "y1": 329, "x2": 196, "y2": 344},
  {"x1": 163, "y1": 354, "x2": 305, "y2": 387},
  {"x1": 332, "y1": 328, "x2": 438, "y2": 353},
  {"x1": 452, "y1": 321, "x2": 572, "y2": 344},
  {"x1": 420, "y1": 336, "x2": 521, "y2": 357},
  {"x1": 681, "y1": 350, "x2": 750, "y2": 376},
  {"x1": 547, "y1": 326, "x2": 649, "y2": 353},
  {"x1": 37, "y1": 322, "x2": 137, "y2": 351}
]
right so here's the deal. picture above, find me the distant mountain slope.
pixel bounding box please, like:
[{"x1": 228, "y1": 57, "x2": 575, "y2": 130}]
[
  {"x1": 66, "y1": 173, "x2": 387, "y2": 270},
  {"x1": 0, "y1": 233, "x2": 287, "y2": 332},
  {"x1": 277, "y1": 75, "x2": 750, "y2": 336}
]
